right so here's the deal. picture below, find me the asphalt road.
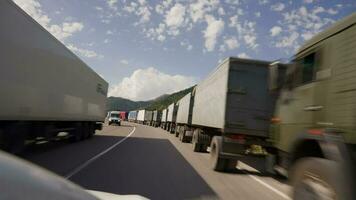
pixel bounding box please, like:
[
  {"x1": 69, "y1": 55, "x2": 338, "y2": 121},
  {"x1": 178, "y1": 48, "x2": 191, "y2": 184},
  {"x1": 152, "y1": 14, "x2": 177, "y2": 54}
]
[{"x1": 21, "y1": 122, "x2": 291, "y2": 200}]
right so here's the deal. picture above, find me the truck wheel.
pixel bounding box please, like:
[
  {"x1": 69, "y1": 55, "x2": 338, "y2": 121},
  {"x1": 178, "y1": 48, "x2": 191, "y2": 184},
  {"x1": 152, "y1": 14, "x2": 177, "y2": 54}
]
[
  {"x1": 175, "y1": 126, "x2": 180, "y2": 137},
  {"x1": 210, "y1": 136, "x2": 237, "y2": 172},
  {"x1": 193, "y1": 140, "x2": 202, "y2": 152},
  {"x1": 291, "y1": 157, "x2": 353, "y2": 200},
  {"x1": 192, "y1": 129, "x2": 208, "y2": 152},
  {"x1": 88, "y1": 123, "x2": 95, "y2": 138},
  {"x1": 70, "y1": 124, "x2": 83, "y2": 142}
]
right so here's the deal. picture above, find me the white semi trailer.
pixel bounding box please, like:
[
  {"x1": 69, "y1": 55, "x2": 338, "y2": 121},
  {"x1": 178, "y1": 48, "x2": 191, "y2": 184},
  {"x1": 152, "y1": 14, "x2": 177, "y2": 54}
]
[
  {"x1": 166, "y1": 103, "x2": 178, "y2": 133},
  {"x1": 160, "y1": 109, "x2": 168, "y2": 130},
  {"x1": 0, "y1": 0, "x2": 108, "y2": 153}
]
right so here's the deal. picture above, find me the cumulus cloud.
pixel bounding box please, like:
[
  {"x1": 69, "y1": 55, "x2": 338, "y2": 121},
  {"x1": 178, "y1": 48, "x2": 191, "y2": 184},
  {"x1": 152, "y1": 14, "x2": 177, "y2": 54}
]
[
  {"x1": 108, "y1": 67, "x2": 196, "y2": 101},
  {"x1": 107, "y1": 0, "x2": 118, "y2": 11},
  {"x1": 203, "y1": 15, "x2": 225, "y2": 51},
  {"x1": 189, "y1": 0, "x2": 220, "y2": 23},
  {"x1": 303, "y1": 0, "x2": 313, "y2": 4},
  {"x1": 224, "y1": 37, "x2": 239, "y2": 50},
  {"x1": 120, "y1": 59, "x2": 129, "y2": 65},
  {"x1": 271, "y1": 3, "x2": 285, "y2": 11},
  {"x1": 13, "y1": 0, "x2": 100, "y2": 58},
  {"x1": 272, "y1": 5, "x2": 337, "y2": 51},
  {"x1": 165, "y1": 3, "x2": 186, "y2": 28},
  {"x1": 238, "y1": 53, "x2": 250, "y2": 59},
  {"x1": 67, "y1": 44, "x2": 102, "y2": 58},
  {"x1": 270, "y1": 26, "x2": 282, "y2": 36}
]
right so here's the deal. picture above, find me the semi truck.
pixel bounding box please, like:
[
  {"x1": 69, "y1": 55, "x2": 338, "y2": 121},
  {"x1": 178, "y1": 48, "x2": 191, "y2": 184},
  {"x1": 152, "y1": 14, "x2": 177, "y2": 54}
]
[
  {"x1": 175, "y1": 91, "x2": 195, "y2": 142},
  {"x1": 136, "y1": 110, "x2": 145, "y2": 124},
  {"x1": 119, "y1": 111, "x2": 128, "y2": 121},
  {"x1": 144, "y1": 110, "x2": 153, "y2": 125},
  {"x1": 0, "y1": 0, "x2": 108, "y2": 153},
  {"x1": 128, "y1": 111, "x2": 137, "y2": 122},
  {"x1": 160, "y1": 109, "x2": 168, "y2": 130},
  {"x1": 174, "y1": 57, "x2": 274, "y2": 172},
  {"x1": 267, "y1": 13, "x2": 356, "y2": 199},
  {"x1": 152, "y1": 110, "x2": 162, "y2": 127},
  {"x1": 166, "y1": 103, "x2": 178, "y2": 133},
  {"x1": 107, "y1": 111, "x2": 121, "y2": 126}
]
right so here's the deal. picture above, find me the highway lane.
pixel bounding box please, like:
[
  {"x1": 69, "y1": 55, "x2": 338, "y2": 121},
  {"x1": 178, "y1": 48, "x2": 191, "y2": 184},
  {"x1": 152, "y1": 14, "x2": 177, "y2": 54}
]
[{"x1": 22, "y1": 121, "x2": 291, "y2": 200}]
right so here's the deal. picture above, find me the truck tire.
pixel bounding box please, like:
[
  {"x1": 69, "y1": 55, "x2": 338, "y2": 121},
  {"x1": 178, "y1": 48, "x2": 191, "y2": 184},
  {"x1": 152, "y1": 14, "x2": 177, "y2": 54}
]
[
  {"x1": 192, "y1": 129, "x2": 208, "y2": 152},
  {"x1": 183, "y1": 130, "x2": 193, "y2": 143},
  {"x1": 210, "y1": 136, "x2": 237, "y2": 172},
  {"x1": 70, "y1": 123, "x2": 83, "y2": 142},
  {"x1": 175, "y1": 126, "x2": 180, "y2": 137},
  {"x1": 88, "y1": 123, "x2": 95, "y2": 138},
  {"x1": 291, "y1": 157, "x2": 353, "y2": 200}
]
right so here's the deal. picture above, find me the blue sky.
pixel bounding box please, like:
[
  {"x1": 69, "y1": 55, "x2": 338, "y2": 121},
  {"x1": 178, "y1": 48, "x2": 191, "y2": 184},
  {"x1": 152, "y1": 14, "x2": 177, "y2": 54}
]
[{"x1": 14, "y1": 0, "x2": 356, "y2": 100}]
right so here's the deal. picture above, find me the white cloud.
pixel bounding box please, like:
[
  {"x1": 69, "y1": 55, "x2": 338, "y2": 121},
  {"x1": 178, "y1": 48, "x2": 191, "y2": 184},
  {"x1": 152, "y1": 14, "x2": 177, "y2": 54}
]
[
  {"x1": 203, "y1": 15, "x2": 225, "y2": 51},
  {"x1": 155, "y1": 4, "x2": 164, "y2": 14},
  {"x1": 108, "y1": 67, "x2": 196, "y2": 101},
  {"x1": 107, "y1": 0, "x2": 118, "y2": 10},
  {"x1": 157, "y1": 35, "x2": 166, "y2": 41},
  {"x1": 67, "y1": 44, "x2": 101, "y2": 58},
  {"x1": 165, "y1": 3, "x2": 186, "y2": 28},
  {"x1": 271, "y1": 3, "x2": 285, "y2": 11},
  {"x1": 120, "y1": 59, "x2": 129, "y2": 65},
  {"x1": 275, "y1": 32, "x2": 299, "y2": 48},
  {"x1": 13, "y1": 0, "x2": 84, "y2": 42},
  {"x1": 327, "y1": 8, "x2": 338, "y2": 15},
  {"x1": 218, "y1": 7, "x2": 225, "y2": 16},
  {"x1": 13, "y1": 0, "x2": 100, "y2": 59},
  {"x1": 270, "y1": 26, "x2": 282, "y2": 36},
  {"x1": 224, "y1": 37, "x2": 239, "y2": 50},
  {"x1": 258, "y1": 0, "x2": 269, "y2": 5},
  {"x1": 272, "y1": 5, "x2": 336, "y2": 52},
  {"x1": 303, "y1": 0, "x2": 313, "y2": 4},
  {"x1": 104, "y1": 39, "x2": 110, "y2": 44},
  {"x1": 189, "y1": 0, "x2": 220, "y2": 23},
  {"x1": 123, "y1": 1, "x2": 151, "y2": 23},
  {"x1": 238, "y1": 53, "x2": 250, "y2": 59}
]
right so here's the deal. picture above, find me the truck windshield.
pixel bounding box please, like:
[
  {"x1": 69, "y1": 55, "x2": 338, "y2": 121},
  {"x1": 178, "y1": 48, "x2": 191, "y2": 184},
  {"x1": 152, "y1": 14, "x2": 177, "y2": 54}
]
[{"x1": 110, "y1": 114, "x2": 119, "y2": 118}]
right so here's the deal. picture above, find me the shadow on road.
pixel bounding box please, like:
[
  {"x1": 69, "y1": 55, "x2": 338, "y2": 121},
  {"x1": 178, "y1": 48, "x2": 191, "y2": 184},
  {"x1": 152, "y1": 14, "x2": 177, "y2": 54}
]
[
  {"x1": 21, "y1": 135, "x2": 217, "y2": 200},
  {"x1": 69, "y1": 136, "x2": 218, "y2": 200},
  {"x1": 221, "y1": 156, "x2": 288, "y2": 184}
]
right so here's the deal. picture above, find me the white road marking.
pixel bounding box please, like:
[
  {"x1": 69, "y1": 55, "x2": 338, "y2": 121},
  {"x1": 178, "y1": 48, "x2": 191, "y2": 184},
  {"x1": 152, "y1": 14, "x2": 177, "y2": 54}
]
[
  {"x1": 236, "y1": 165, "x2": 292, "y2": 200},
  {"x1": 65, "y1": 126, "x2": 136, "y2": 179}
]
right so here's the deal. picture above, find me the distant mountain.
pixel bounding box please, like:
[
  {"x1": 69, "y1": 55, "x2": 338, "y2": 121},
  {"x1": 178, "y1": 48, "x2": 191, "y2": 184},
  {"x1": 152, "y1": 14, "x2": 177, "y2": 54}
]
[
  {"x1": 106, "y1": 97, "x2": 150, "y2": 112},
  {"x1": 106, "y1": 86, "x2": 195, "y2": 112},
  {"x1": 145, "y1": 86, "x2": 195, "y2": 111}
]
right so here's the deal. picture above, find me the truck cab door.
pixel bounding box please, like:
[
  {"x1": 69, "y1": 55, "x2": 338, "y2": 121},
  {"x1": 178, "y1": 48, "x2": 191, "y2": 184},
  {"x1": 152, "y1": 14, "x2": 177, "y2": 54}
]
[{"x1": 274, "y1": 53, "x2": 319, "y2": 152}]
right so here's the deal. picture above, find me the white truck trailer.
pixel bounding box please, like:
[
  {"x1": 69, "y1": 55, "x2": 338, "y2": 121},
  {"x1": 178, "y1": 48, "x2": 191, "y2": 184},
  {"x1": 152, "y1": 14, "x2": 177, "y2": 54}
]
[
  {"x1": 0, "y1": 0, "x2": 108, "y2": 153},
  {"x1": 144, "y1": 110, "x2": 153, "y2": 125},
  {"x1": 136, "y1": 110, "x2": 145, "y2": 124},
  {"x1": 175, "y1": 91, "x2": 195, "y2": 141},
  {"x1": 166, "y1": 103, "x2": 178, "y2": 133},
  {"x1": 152, "y1": 110, "x2": 161, "y2": 127},
  {"x1": 160, "y1": 109, "x2": 168, "y2": 130}
]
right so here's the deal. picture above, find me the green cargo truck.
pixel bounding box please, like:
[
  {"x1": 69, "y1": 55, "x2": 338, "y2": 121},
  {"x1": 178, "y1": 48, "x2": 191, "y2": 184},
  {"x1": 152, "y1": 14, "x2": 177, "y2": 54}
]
[{"x1": 269, "y1": 13, "x2": 356, "y2": 199}]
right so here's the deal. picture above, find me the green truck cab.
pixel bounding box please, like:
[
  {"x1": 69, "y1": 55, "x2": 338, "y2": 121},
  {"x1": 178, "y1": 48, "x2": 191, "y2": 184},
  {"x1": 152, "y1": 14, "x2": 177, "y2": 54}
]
[{"x1": 269, "y1": 13, "x2": 356, "y2": 199}]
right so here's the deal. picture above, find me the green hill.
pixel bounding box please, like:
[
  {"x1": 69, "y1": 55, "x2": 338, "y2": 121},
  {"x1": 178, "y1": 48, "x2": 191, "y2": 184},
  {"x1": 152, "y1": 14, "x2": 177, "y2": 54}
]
[
  {"x1": 106, "y1": 86, "x2": 195, "y2": 112},
  {"x1": 145, "y1": 86, "x2": 194, "y2": 110}
]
